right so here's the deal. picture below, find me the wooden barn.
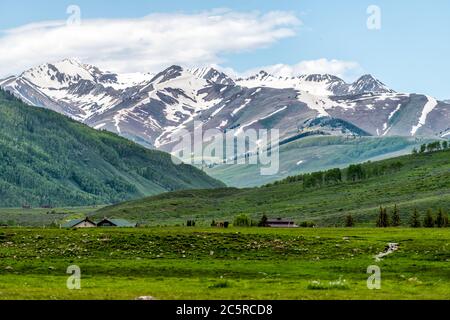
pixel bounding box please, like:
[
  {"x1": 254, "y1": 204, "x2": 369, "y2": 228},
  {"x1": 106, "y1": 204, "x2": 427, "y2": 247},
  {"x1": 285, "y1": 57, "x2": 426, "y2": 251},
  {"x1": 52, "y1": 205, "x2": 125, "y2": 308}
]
[
  {"x1": 62, "y1": 217, "x2": 97, "y2": 229},
  {"x1": 96, "y1": 218, "x2": 136, "y2": 228},
  {"x1": 265, "y1": 218, "x2": 298, "y2": 228}
]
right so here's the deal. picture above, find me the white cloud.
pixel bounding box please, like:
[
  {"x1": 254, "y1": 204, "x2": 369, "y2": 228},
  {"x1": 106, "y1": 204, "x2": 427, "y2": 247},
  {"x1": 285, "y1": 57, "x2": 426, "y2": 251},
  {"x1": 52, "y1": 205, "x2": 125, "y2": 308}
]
[
  {"x1": 236, "y1": 58, "x2": 362, "y2": 81},
  {"x1": 0, "y1": 10, "x2": 300, "y2": 77}
]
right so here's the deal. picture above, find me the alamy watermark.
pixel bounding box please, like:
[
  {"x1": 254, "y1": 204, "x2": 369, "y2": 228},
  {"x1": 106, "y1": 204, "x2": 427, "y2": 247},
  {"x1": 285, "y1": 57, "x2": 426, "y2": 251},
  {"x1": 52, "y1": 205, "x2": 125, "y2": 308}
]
[
  {"x1": 367, "y1": 5, "x2": 381, "y2": 30},
  {"x1": 367, "y1": 265, "x2": 381, "y2": 289},
  {"x1": 67, "y1": 5, "x2": 81, "y2": 26},
  {"x1": 170, "y1": 121, "x2": 280, "y2": 176},
  {"x1": 66, "y1": 265, "x2": 81, "y2": 290}
]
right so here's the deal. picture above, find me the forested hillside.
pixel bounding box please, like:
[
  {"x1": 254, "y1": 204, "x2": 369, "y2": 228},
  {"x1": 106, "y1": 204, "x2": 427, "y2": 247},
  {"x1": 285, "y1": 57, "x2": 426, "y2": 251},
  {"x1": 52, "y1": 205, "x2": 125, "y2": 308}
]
[{"x1": 0, "y1": 89, "x2": 224, "y2": 207}]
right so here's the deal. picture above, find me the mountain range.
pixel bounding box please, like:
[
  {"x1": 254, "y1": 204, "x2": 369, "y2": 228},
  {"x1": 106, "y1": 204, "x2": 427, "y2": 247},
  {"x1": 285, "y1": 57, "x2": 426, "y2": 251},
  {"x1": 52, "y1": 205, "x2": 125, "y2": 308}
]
[{"x1": 2, "y1": 59, "x2": 449, "y2": 154}]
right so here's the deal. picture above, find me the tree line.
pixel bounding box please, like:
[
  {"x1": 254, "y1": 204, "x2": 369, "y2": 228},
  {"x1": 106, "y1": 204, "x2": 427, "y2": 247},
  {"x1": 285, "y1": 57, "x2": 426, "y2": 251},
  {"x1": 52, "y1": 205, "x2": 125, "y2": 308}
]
[
  {"x1": 413, "y1": 140, "x2": 449, "y2": 154},
  {"x1": 267, "y1": 161, "x2": 404, "y2": 189},
  {"x1": 344, "y1": 205, "x2": 449, "y2": 228}
]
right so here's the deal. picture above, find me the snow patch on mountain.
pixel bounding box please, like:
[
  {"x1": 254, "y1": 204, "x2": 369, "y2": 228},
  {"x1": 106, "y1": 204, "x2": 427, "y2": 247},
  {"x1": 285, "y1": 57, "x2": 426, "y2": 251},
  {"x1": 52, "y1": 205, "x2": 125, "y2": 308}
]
[
  {"x1": 411, "y1": 96, "x2": 438, "y2": 136},
  {"x1": 232, "y1": 99, "x2": 252, "y2": 116}
]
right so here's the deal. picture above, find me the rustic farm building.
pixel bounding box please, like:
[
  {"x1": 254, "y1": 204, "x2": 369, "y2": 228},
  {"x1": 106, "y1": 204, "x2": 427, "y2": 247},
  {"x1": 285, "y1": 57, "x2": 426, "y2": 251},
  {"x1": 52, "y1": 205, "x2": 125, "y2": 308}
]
[
  {"x1": 265, "y1": 218, "x2": 298, "y2": 228},
  {"x1": 62, "y1": 217, "x2": 97, "y2": 228},
  {"x1": 97, "y1": 218, "x2": 136, "y2": 228},
  {"x1": 62, "y1": 217, "x2": 136, "y2": 228}
]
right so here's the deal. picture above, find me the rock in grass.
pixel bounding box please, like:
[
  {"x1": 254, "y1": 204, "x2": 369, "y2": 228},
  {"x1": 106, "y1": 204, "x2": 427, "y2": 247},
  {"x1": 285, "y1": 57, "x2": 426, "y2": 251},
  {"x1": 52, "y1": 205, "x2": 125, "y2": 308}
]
[{"x1": 135, "y1": 296, "x2": 157, "y2": 300}]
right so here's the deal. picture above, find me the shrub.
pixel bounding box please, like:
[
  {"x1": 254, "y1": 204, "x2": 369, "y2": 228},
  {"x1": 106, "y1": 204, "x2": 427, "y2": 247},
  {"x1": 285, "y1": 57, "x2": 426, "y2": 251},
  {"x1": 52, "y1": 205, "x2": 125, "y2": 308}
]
[
  {"x1": 345, "y1": 214, "x2": 354, "y2": 227},
  {"x1": 300, "y1": 221, "x2": 316, "y2": 228},
  {"x1": 233, "y1": 214, "x2": 251, "y2": 227},
  {"x1": 258, "y1": 214, "x2": 268, "y2": 227},
  {"x1": 186, "y1": 220, "x2": 196, "y2": 227},
  {"x1": 208, "y1": 280, "x2": 231, "y2": 289},
  {"x1": 307, "y1": 278, "x2": 349, "y2": 290}
]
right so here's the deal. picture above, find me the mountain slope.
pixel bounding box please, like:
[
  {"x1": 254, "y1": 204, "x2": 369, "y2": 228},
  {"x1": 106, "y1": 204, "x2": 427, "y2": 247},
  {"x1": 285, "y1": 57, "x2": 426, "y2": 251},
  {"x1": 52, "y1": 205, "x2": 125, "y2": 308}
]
[
  {"x1": 96, "y1": 147, "x2": 450, "y2": 226},
  {"x1": 0, "y1": 89, "x2": 224, "y2": 207},
  {"x1": 205, "y1": 135, "x2": 422, "y2": 187}
]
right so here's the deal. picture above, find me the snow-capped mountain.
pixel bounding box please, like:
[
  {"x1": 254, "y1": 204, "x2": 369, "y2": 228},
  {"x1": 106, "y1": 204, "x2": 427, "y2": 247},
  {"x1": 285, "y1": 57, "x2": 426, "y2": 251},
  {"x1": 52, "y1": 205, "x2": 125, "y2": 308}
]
[
  {"x1": 235, "y1": 71, "x2": 394, "y2": 96},
  {"x1": 1, "y1": 59, "x2": 449, "y2": 152}
]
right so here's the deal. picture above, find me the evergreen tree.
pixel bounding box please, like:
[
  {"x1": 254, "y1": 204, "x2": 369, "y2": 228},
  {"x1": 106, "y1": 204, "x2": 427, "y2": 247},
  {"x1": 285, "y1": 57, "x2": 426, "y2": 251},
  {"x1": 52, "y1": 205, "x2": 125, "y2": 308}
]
[
  {"x1": 384, "y1": 207, "x2": 390, "y2": 227},
  {"x1": 423, "y1": 209, "x2": 435, "y2": 228},
  {"x1": 376, "y1": 206, "x2": 390, "y2": 227},
  {"x1": 345, "y1": 214, "x2": 354, "y2": 227},
  {"x1": 410, "y1": 209, "x2": 421, "y2": 228},
  {"x1": 391, "y1": 205, "x2": 401, "y2": 227},
  {"x1": 258, "y1": 214, "x2": 268, "y2": 227},
  {"x1": 436, "y1": 208, "x2": 446, "y2": 228},
  {"x1": 419, "y1": 144, "x2": 426, "y2": 153}
]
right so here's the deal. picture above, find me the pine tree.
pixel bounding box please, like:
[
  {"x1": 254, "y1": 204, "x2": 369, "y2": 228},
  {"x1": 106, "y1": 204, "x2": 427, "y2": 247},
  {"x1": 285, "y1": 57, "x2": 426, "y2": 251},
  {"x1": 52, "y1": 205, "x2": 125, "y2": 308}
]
[
  {"x1": 391, "y1": 205, "x2": 401, "y2": 227},
  {"x1": 436, "y1": 209, "x2": 446, "y2": 228},
  {"x1": 423, "y1": 209, "x2": 435, "y2": 228},
  {"x1": 376, "y1": 206, "x2": 390, "y2": 227},
  {"x1": 258, "y1": 214, "x2": 268, "y2": 227},
  {"x1": 376, "y1": 206, "x2": 384, "y2": 227},
  {"x1": 384, "y1": 207, "x2": 390, "y2": 227},
  {"x1": 345, "y1": 214, "x2": 354, "y2": 227},
  {"x1": 410, "y1": 209, "x2": 421, "y2": 228}
]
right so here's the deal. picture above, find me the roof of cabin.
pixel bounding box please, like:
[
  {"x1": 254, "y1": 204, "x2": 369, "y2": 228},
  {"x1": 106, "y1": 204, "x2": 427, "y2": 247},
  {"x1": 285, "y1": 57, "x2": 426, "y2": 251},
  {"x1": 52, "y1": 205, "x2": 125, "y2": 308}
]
[
  {"x1": 61, "y1": 217, "x2": 96, "y2": 228},
  {"x1": 97, "y1": 218, "x2": 136, "y2": 227}
]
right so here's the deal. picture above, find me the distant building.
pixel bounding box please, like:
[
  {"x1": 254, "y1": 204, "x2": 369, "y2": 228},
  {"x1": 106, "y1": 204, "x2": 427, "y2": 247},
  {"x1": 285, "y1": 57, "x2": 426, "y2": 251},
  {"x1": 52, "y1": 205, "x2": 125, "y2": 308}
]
[
  {"x1": 62, "y1": 217, "x2": 136, "y2": 228},
  {"x1": 265, "y1": 218, "x2": 298, "y2": 228},
  {"x1": 96, "y1": 218, "x2": 137, "y2": 228},
  {"x1": 62, "y1": 217, "x2": 97, "y2": 229}
]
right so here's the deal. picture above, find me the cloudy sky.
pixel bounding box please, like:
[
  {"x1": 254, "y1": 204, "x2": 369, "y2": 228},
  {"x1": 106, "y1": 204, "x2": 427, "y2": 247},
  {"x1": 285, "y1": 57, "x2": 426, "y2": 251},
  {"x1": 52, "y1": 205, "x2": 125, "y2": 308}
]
[{"x1": 0, "y1": 0, "x2": 449, "y2": 98}]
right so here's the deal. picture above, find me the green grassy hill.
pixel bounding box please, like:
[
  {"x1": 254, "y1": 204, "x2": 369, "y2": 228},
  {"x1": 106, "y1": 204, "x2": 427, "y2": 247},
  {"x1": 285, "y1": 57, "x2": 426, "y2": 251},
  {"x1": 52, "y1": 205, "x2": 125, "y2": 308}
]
[
  {"x1": 0, "y1": 89, "x2": 224, "y2": 207},
  {"x1": 96, "y1": 147, "x2": 450, "y2": 226},
  {"x1": 205, "y1": 135, "x2": 425, "y2": 187}
]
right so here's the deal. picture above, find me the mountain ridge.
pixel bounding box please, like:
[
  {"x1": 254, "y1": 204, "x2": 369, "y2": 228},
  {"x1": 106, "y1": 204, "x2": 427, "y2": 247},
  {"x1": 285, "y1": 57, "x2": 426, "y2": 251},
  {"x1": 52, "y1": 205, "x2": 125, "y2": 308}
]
[{"x1": 1, "y1": 59, "x2": 449, "y2": 153}]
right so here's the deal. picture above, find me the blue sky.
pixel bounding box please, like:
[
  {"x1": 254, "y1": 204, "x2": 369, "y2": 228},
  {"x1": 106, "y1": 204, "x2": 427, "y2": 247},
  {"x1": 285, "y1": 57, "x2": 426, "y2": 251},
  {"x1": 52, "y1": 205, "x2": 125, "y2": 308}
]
[{"x1": 0, "y1": 0, "x2": 449, "y2": 99}]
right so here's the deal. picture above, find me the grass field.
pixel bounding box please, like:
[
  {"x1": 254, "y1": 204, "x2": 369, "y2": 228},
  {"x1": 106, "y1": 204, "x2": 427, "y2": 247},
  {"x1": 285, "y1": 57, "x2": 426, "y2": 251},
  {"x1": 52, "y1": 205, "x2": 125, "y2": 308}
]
[{"x1": 0, "y1": 227, "x2": 449, "y2": 300}]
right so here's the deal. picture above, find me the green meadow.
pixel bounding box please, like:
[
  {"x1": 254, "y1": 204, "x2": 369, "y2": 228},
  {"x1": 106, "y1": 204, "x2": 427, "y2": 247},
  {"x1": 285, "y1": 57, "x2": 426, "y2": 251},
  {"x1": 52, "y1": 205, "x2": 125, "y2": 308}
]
[{"x1": 0, "y1": 227, "x2": 448, "y2": 300}]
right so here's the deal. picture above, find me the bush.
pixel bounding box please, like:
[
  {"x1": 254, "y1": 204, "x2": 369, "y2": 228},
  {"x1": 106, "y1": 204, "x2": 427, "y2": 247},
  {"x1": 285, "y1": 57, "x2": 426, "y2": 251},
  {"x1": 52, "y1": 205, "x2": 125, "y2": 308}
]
[
  {"x1": 345, "y1": 214, "x2": 354, "y2": 227},
  {"x1": 300, "y1": 221, "x2": 316, "y2": 228},
  {"x1": 233, "y1": 214, "x2": 251, "y2": 227},
  {"x1": 258, "y1": 214, "x2": 268, "y2": 227},
  {"x1": 186, "y1": 220, "x2": 196, "y2": 227}
]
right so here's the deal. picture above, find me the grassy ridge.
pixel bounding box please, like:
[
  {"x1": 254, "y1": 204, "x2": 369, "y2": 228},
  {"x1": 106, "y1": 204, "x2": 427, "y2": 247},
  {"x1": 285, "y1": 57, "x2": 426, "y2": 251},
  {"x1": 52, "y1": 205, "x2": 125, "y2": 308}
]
[
  {"x1": 0, "y1": 89, "x2": 224, "y2": 207},
  {"x1": 0, "y1": 227, "x2": 448, "y2": 299},
  {"x1": 96, "y1": 148, "x2": 450, "y2": 226}
]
